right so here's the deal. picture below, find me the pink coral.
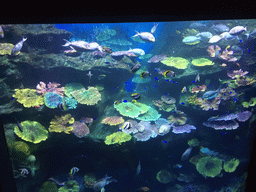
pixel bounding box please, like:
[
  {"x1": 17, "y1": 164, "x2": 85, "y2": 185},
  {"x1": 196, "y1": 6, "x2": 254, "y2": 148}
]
[
  {"x1": 207, "y1": 45, "x2": 221, "y2": 58},
  {"x1": 218, "y1": 49, "x2": 237, "y2": 62},
  {"x1": 36, "y1": 81, "x2": 65, "y2": 96},
  {"x1": 191, "y1": 85, "x2": 207, "y2": 93},
  {"x1": 72, "y1": 121, "x2": 90, "y2": 138},
  {"x1": 227, "y1": 69, "x2": 249, "y2": 79},
  {"x1": 101, "y1": 116, "x2": 124, "y2": 126}
]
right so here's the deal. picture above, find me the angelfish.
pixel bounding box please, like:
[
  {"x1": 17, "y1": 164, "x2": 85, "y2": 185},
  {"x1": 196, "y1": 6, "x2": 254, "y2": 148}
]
[
  {"x1": 181, "y1": 147, "x2": 193, "y2": 161},
  {"x1": 11, "y1": 37, "x2": 27, "y2": 56},
  {"x1": 195, "y1": 73, "x2": 200, "y2": 82},
  {"x1": 136, "y1": 160, "x2": 141, "y2": 175}
]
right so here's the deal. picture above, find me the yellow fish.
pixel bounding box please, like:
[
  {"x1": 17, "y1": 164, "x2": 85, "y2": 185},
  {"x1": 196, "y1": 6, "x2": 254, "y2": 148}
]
[{"x1": 225, "y1": 45, "x2": 230, "y2": 50}]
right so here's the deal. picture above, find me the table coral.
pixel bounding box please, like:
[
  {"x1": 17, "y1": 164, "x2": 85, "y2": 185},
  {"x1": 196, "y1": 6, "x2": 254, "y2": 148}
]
[
  {"x1": 71, "y1": 87, "x2": 101, "y2": 105},
  {"x1": 191, "y1": 58, "x2": 214, "y2": 67},
  {"x1": 104, "y1": 132, "x2": 132, "y2": 145},
  {"x1": 14, "y1": 121, "x2": 48, "y2": 144},
  {"x1": 196, "y1": 156, "x2": 223, "y2": 178},
  {"x1": 101, "y1": 116, "x2": 125, "y2": 126},
  {"x1": 114, "y1": 102, "x2": 149, "y2": 118},
  {"x1": 64, "y1": 82, "x2": 84, "y2": 97},
  {"x1": 49, "y1": 114, "x2": 74, "y2": 134},
  {"x1": 136, "y1": 106, "x2": 161, "y2": 121},
  {"x1": 12, "y1": 88, "x2": 44, "y2": 108},
  {"x1": 72, "y1": 121, "x2": 89, "y2": 138},
  {"x1": 161, "y1": 57, "x2": 189, "y2": 69}
]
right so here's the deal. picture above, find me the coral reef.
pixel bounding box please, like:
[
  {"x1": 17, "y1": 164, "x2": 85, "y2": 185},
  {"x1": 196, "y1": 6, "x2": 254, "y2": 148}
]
[
  {"x1": 172, "y1": 124, "x2": 196, "y2": 134},
  {"x1": 156, "y1": 169, "x2": 176, "y2": 184},
  {"x1": 39, "y1": 181, "x2": 58, "y2": 192},
  {"x1": 12, "y1": 88, "x2": 44, "y2": 108},
  {"x1": 104, "y1": 132, "x2": 132, "y2": 145},
  {"x1": 64, "y1": 83, "x2": 85, "y2": 97},
  {"x1": 49, "y1": 114, "x2": 75, "y2": 134},
  {"x1": 36, "y1": 81, "x2": 65, "y2": 96},
  {"x1": 0, "y1": 43, "x2": 15, "y2": 55},
  {"x1": 71, "y1": 87, "x2": 101, "y2": 105},
  {"x1": 44, "y1": 92, "x2": 63, "y2": 109},
  {"x1": 161, "y1": 57, "x2": 189, "y2": 69},
  {"x1": 133, "y1": 121, "x2": 158, "y2": 141},
  {"x1": 58, "y1": 180, "x2": 79, "y2": 192},
  {"x1": 223, "y1": 158, "x2": 240, "y2": 173},
  {"x1": 191, "y1": 58, "x2": 214, "y2": 67},
  {"x1": 14, "y1": 121, "x2": 48, "y2": 144},
  {"x1": 114, "y1": 102, "x2": 149, "y2": 118},
  {"x1": 190, "y1": 85, "x2": 207, "y2": 93},
  {"x1": 207, "y1": 45, "x2": 221, "y2": 58},
  {"x1": 227, "y1": 69, "x2": 249, "y2": 79},
  {"x1": 203, "y1": 120, "x2": 239, "y2": 130},
  {"x1": 101, "y1": 116, "x2": 125, "y2": 126},
  {"x1": 242, "y1": 97, "x2": 256, "y2": 108},
  {"x1": 11, "y1": 141, "x2": 30, "y2": 162},
  {"x1": 167, "y1": 110, "x2": 187, "y2": 125},
  {"x1": 63, "y1": 96, "x2": 78, "y2": 110},
  {"x1": 196, "y1": 156, "x2": 223, "y2": 178},
  {"x1": 72, "y1": 121, "x2": 90, "y2": 138}
]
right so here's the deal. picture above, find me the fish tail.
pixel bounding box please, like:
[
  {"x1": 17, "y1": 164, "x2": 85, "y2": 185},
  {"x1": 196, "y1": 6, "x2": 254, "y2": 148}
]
[{"x1": 133, "y1": 30, "x2": 140, "y2": 37}]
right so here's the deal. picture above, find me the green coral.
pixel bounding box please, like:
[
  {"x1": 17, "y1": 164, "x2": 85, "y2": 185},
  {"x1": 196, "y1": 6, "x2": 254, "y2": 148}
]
[
  {"x1": 223, "y1": 158, "x2": 240, "y2": 173},
  {"x1": 191, "y1": 58, "x2": 214, "y2": 67},
  {"x1": 44, "y1": 92, "x2": 63, "y2": 109},
  {"x1": 14, "y1": 121, "x2": 48, "y2": 144},
  {"x1": 71, "y1": 87, "x2": 101, "y2": 105},
  {"x1": 114, "y1": 102, "x2": 148, "y2": 118},
  {"x1": 12, "y1": 88, "x2": 44, "y2": 108},
  {"x1": 0, "y1": 43, "x2": 15, "y2": 55},
  {"x1": 161, "y1": 57, "x2": 189, "y2": 69},
  {"x1": 63, "y1": 96, "x2": 78, "y2": 110},
  {"x1": 64, "y1": 83, "x2": 84, "y2": 97},
  {"x1": 49, "y1": 114, "x2": 74, "y2": 134},
  {"x1": 196, "y1": 156, "x2": 223, "y2": 178},
  {"x1": 242, "y1": 97, "x2": 256, "y2": 108},
  {"x1": 156, "y1": 169, "x2": 176, "y2": 184},
  {"x1": 136, "y1": 106, "x2": 161, "y2": 121},
  {"x1": 58, "y1": 180, "x2": 79, "y2": 192},
  {"x1": 105, "y1": 132, "x2": 132, "y2": 145},
  {"x1": 40, "y1": 181, "x2": 58, "y2": 192},
  {"x1": 188, "y1": 138, "x2": 200, "y2": 147},
  {"x1": 11, "y1": 141, "x2": 30, "y2": 162}
]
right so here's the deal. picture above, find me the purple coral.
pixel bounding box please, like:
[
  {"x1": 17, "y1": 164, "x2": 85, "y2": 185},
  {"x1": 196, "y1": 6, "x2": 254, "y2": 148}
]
[
  {"x1": 236, "y1": 111, "x2": 252, "y2": 122},
  {"x1": 72, "y1": 121, "x2": 90, "y2": 138},
  {"x1": 133, "y1": 121, "x2": 158, "y2": 141},
  {"x1": 203, "y1": 120, "x2": 239, "y2": 130},
  {"x1": 172, "y1": 124, "x2": 196, "y2": 134}
]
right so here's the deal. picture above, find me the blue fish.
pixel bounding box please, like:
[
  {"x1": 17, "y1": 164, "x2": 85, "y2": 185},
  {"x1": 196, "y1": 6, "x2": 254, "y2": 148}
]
[{"x1": 202, "y1": 88, "x2": 220, "y2": 100}]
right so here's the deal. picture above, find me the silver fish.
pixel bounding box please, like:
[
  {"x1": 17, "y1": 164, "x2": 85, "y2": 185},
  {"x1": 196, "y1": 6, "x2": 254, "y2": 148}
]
[
  {"x1": 181, "y1": 147, "x2": 193, "y2": 161},
  {"x1": 93, "y1": 174, "x2": 114, "y2": 191},
  {"x1": 202, "y1": 88, "x2": 220, "y2": 100},
  {"x1": 133, "y1": 31, "x2": 155, "y2": 42},
  {"x1": 11, "y1": 37, "x2": 27, "y2": 56},
  {"x1": 87, "y1": 71, "x2": 93, "y2": 84},
  {"x1": 136, "y1": 160, "x2": 141, "y2": 175},
  {"x1": 195, "y1": 73, "x2": 200, "y2": 82}
]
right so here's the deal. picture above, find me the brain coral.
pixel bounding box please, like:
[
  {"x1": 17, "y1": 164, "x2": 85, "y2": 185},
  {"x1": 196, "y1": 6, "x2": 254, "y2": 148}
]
[
  {"x1": 14, "y1": 121, "x2": 48, "y2": 144},
  {"x1": 161, "y1": 57, "x2": 189, "y2": 69},
  {"x1": 12, "y1": 88, "x2": 44, "y2": 108},
  {"x1": 71, "y1": 87, "x2": 101, "y2": 105}
]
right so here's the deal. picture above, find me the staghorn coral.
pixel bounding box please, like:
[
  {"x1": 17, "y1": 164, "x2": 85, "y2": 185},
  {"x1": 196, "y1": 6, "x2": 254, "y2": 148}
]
[
  {"x1": 104, "y1": 132, "x2": 132, "y2": 145},
  {"x1": 161, "y1": 57, "x2": 189, "y2": 69},
  {"x1": 191, "y1": 58, "x2": 214, "y2": 67},
  {"x1": 71, "y1": 87, "x2": 101, "y2": 105},
  {"x1": 44, "y1": 92, "x2": 63, "y2": 109},
  {"x1": 101, "y1": 116, "x2": 125, "y2": 126},
  {"x1": 49, "y1": 114, "x2": 74, "y2": 134},
  {"x1": 72, "y1": 121, "x2": 89, "y2": 138},
  {"x1": 12, "y1": 88, "x2": 44, "y2": 108},
  {"x1": 196, "y1": 156, "x2": 223, "y2": 178},
  {"x1": 14, "y1": 121, "x2": 48, "y2": 144},
  {"x1": 223, "y1": 158, "x2": 240, "y2": 173}
]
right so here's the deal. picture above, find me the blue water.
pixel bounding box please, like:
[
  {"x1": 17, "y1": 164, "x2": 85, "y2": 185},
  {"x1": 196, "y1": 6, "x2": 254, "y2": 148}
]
[{"x1": 2, "y1": 20, "x2": 256, "y2": 192}]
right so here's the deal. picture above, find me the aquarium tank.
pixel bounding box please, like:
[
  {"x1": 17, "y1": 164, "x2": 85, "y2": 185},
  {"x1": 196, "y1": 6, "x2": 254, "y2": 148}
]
[{"x1": 0, "y1": 20, "x2": 255, "y2": 192}]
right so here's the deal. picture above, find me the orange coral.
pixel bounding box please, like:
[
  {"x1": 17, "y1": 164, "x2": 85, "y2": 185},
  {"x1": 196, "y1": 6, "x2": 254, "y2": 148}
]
[{"x1": 101, "y1": 116, "x2": 125, "y2": 126}]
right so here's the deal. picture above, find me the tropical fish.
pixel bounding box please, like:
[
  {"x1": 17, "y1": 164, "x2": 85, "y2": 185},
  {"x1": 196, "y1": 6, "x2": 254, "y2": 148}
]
[
  {"x1": 11, "y1": 37, "x2": 27, "y2": 56},
  {"x1": 140, "y1": 71, "x2": 151, "y2": 79},
  {"x1": 98, "y1": 74, "x2": 106, "y2": 80},
  {"x1": 151, "y1": 23, "x2": 158, "y2": 33},
  {"x1": 16, "y1": 120, "x2": 23, "y2": 132},
  {"x1": 202, "y1": 88, "x2": 220, "y2": 100},
  {"x1": 182, "y1": 36, "x2": 201, "y2": 45},
  {"x1": 196, "y1": 31, "x2": 213, "y2": 39},
  {"x1": 195, "y1": 73, "x2": 200, "y2": 82},
  {"x1": 62, "y1": 39, "x2": 89, "y2": 49},
  {"x1": 173, "y1": 164, "x2": 183, "y2": 169},
  {"x1": 200, "y1": 147, "x2": 218, "y2": 156},
  {"x1": 136, "y1": 160, "x2": 141, "y2": 175},
  {"x1": 70, "y1": 167, "x2": 79, "y2": 176},
  {"x1": 0, "y1": 25, "x2": 4, "y2": 38},
  {"x1": 133, "y1": 31, "x2": 155, "y2": 42},
  {"x1": 122, "y1": 121, "x2": 132, "y2": 130},
  {"x1": 130, "y1": 63, "x2": 141, "y2": 73},
  {"x1": 128, "y1": 48, "x2": 145, "y2": 56},
  {"x1": 211, "y1": 24, "x2": 230, "y2": 33},
  {"x1": 208, "y1": 35, "x2": 222, "y2": 43},
  {"x1": 87, "y1": 71, "x2": 93, "y2": 83},
  {"x1": 93, "y1": 174, "x2": 116, "y2": 192},
  {"x1": 181, "y1": 147, "x2": 193, "y2": 161},
  {"x1": 131, "y1": 93, "x2": 141, "y2": 100},
  {"x1": 86, "y1": 42, "x2": 103, "y2": 52},
  {"x1": 229, "y1": 26, "x2": 247, "y2": 36},
  {"x1": 163, "y1": 70, "x2": 175, "y2": 78},
  {"x1": 57, "y1": 102, "x2": 66, "y2": 111},
  {"x1": 181, "y1": 86, "x2": 187, "y2": 93}
]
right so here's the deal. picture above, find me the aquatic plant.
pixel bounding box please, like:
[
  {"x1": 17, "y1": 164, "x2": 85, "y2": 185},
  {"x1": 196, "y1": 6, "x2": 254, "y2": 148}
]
[
  {"x1": 161, "y1": 57, "x2": 189, "y2": 69},
  {"x1": 49, "y1": 114, "x2": 74, "y2": 134},
  {"x1": 72, "y1": 121, "x2": 89, "y2": 138},
  {"x1": 104, "y1": 132, "x2": 132, "y2": 145},
  {"x1": 12, "y1": 88, "x2": 44, "y2": 108},
  {"x1": 196, "y1": 156, "x2": 222, "y2": 178},
  {"x1": 44, "y1": 92, "x2": 63, "y2": 109},
  {"x1": 191, "y1": 58, "x2": 214, "y2": 67},
  {"x1": 224, "y1": 158, "x2": 240, "y2": 173},
  {"x1": 71, "y1": 87, "x2": 101, "y2": 105},
  {"x1": 14, "y1": 121, "x2": 48, "y2": 144},
  {"x1": 101, "y1": 116, "x2": 125, "y2": 126}
]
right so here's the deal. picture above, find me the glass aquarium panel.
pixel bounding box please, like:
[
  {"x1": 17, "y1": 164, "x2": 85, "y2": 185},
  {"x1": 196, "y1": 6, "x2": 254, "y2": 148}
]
[{"x1": 1, "y1": 20, "x2": 255, "y2": 191}]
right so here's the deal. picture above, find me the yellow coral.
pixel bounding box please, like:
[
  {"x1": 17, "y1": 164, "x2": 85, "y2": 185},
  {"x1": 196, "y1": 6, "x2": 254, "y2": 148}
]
[
  {"x1": 0, "y1": 43, "x2": 16, "y2": 55},
  {"x1": 105, "y1": 132, "x2": 132, "y2": 145},
  {"x1": 71, "y1": 87, "x2": 101, "y2": 105},
  {"x1": 13, "y1": 88, "x2": 44, "y2": 108},
  {"x1": 11, "y1": 141, "x2": 30, "y2": 161},
  {"x1": 191, "y1": 58, "x2": 214, "y2": 67},
  {"x1": 49, "y1": 114, "x2": 74, "y2": 134},
  {"x1": 161, "y1": 57, "x2": 189, "y2": 69},
  {"x1": 196, "y1": 156, "x2": 222, "y2": 178},
  {"x1": 223, "y1": 158, "x2": 240, "y2": 173}
]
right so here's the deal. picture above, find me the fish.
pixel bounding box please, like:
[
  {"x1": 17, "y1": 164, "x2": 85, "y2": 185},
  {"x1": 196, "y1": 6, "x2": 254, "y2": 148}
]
[
  {"x1": 130, "y1": 63, "x2": 141, "y2": 73},
  {"x1": 140, "y1": 71, "x2": 151, "y2": 79},
  {"x1": 211, "y1": 24, "x2": 230, "y2": 33},
  {"x1": 195, "y1": 73, "x2": 200, "y2": 82},
  {"x1": 173, "y1": 164, "x2": 183, "y2": 169},
  {"x1": 101, "y1": 188, "x2": 105, "y2": 192},
  {"x1": 182, "y1": 36, "x2": 201, "y2": 45},
  {"x1": 122, "y1": 122, "x2": 132, "y2": 130},
  {"x1": 131, "y1": 93, "x2": 141, "y2": 100},
  {"x1": 57, "y1": 102, "x2": 66, "y2": 111},
  {"x1": 11, "y1": 37, "x2": 27, "y2": 56},
  {"x1": 136, "y1": 160, "x2": 141, "y2": 175},
  {"x1": 202, "y1": 88, "x2": 220, "y2": 100},
  {"x1": 181, "y1": 86, "x2": 187, "y2": 93},
  {"x1": 62, "y1": 39, "x2": 89, "y2": 49},
  {"x1": 229, "y1": 26, "x2": 247, "y2": 36},
  {"x1": 151, "y1": 23, "x2": 158, "y2": 33},
  {"x1": 128, "y1": 48, "x2": 145, "y2": 56},
  {"x1": 163, "y1": 70, "x2": 175, "y2": 78},
  {"x1": 16, "y1": 119, "x2": 23, "y2": 132},
  {"x1": 181, "y1": 147, "x2": 193, "y2": 161},
  {"x1": 219, "y1": 32, "x2": 235, "y2": 40},
  {"x1": 196, "y1": 32, "x2": 213, "y2": 40},
  {"x1": 208, "y1": 35, "x2": 222, "y2": 43},
  {"x1": 137, "y1": 187, "x2": 150, "y2": 191},
  {"x1": 87, "y1": 71, "x2": 93, "y2": 83},
  {"x1": 98, "y1": 74, "x2": 106, "y2": 80},
  {"x1": 133, "y1": 31, "x2": 155, "y2": 42},
  {"x1": 86, "y1": 42, "x2": 103, "y2": 52},
  {"x1": 0, "y1": 25, "x2": 4, "y2": 38},
  {"x1": 93, "y1": 174, "x2": 115, "y2": 191},
  {"x1": 200, "y1": 147, "x2": 218, "y2": 156},
  {"x1": 70, "y1": 167, "x2": 79, "y2": 176}
]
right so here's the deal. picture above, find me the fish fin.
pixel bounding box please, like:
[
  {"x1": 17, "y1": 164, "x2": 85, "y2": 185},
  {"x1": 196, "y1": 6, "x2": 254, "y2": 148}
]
[{"x1": 132, "y1": 30, "x2": 140, "y2": 37}]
